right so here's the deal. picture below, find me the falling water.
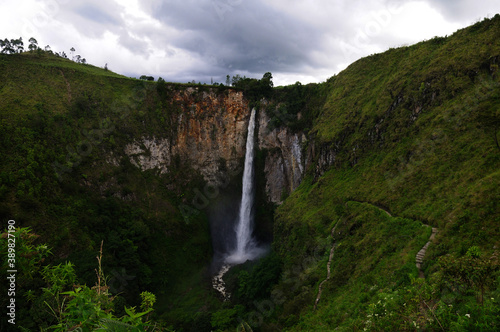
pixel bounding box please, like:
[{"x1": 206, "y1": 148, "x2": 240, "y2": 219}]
[
  {"x1": 212, "y1": 108, "x2": 265, "y2": 299},
  {"x1": 225, "y1": 108, "x2": 264, "y2": 264}
]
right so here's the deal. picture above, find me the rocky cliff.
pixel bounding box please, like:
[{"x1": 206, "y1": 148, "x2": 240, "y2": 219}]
[
  {"x1": 257, "y1": 109, "x2": 307, "y2": 203},
  {"x1": 123, "y1": 87, "x2": 248, "y2": 186},
  {"x1": 121, "y1": 86, "x2": 306, "y2": 203}
]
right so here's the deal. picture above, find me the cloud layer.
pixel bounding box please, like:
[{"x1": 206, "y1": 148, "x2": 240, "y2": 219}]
[{"x1": 1, "y1": 0, "x2": 498, "y2": 85}]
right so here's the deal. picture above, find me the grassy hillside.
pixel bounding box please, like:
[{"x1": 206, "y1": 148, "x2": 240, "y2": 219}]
[
  {"x1": 0, "y1": 51, "x2": 220, "y2": 330},
  {"x1": 0, "y1": 15, "x2": 499, "y2": 332},
  {"x1": 0, "y1": 52, "x2": 128, "y2": 120},
  {"x1": 267, "y1": 15, "x2": 500, "y2": 331}
]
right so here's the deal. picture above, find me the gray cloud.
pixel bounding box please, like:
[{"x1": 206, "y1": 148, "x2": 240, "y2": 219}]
[
  {"x1": 142, "y1": 0, "x2": 322, "y2": 77},
  {"x1": 3, "y1": 0, "x2": 497, "y2": 85},
  {"x1": 118, "y1": 31, "x2": 151, "y2": 56},
  {"x1": 74, "y1": 3, "x2": 121, "y2": 25},
  {"x1": 54, "y1": 0, "x2": 125, "y2": 38}
]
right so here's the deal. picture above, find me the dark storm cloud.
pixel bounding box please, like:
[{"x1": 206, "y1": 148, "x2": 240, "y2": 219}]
[
  {"x1": 142, "y1": 0, "x2": 322, "y2": 76},
  {"x1": 14, "y1": 0, "x2": 496, "y2": 85}
]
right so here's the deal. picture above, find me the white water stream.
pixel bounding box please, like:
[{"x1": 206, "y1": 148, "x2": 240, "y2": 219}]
[
  {"x1": 226, "y1": 108, "x2": 265, "y2": 264},
  {"x1": 212, "y1": 108, "x2": 266, "y2": 299}
]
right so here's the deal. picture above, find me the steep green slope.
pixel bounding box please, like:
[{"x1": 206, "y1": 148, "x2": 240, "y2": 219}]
[
  {"x1": 269, "y1": 15, "x2": 500, "y2": 331},
  {"x1": 1, "y1": 15, "x2": 499, "y2": 332},
  {"x1": 0, "y1": 52, "x2": 218, "y2": 330},
  {"x1": 0, "y1": 52, "x2": 128, "y2": 120}
]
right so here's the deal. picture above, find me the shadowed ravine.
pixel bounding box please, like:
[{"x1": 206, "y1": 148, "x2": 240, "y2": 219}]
[{"x1": 213, "y1": 108, "x2": 267, "y2": 299}]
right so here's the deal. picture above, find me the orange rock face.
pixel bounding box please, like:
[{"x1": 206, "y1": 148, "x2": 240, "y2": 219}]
[{"x1": 123, "y1": 86, "x2": 306, "y2": 203}]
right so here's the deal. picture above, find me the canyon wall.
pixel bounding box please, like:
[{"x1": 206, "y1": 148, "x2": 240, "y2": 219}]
[
  {"x1": 120, "y1": 86, "x2": 306, "y2": 203},
  {"x1": 257, "y1": 110, "x2": 307, "y2": 203},
  {"x1": 124, "y1": 88, "x2": 248, "y2": 186}
]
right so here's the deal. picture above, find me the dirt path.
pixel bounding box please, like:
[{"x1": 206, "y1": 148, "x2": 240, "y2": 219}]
[
  {"x1": 416, "y1": 227, "x2": 438, "y2": 278},
  {"x1": 351, "y1": 199, "x2": 392, "y2": 217},
  {"x1": 355, "y1": 201, "x2": 438, "y2": 277},
  {"x1": 314, "y1": 222, "x2": 339, "y2": 310},
  {"x1": 314, "y1": 201, "x2": 438, "y2": 308}
]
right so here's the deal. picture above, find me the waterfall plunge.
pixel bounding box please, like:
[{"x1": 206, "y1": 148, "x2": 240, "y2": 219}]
[
  {"x1": 225, "y1": 108, "x2": 265, "y2": 264},
  {"x1": 211, "y1": 108, "x2": 266, "y2": 299}
]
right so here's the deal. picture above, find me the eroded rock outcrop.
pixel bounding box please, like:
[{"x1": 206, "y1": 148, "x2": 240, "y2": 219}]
[
  {"x1": 124, "y1": 137, "x2": 171, "y2": 173},
  {"x1": 171, "y1": 88, "x2": 248, "y2": 185},
  {"x1": 121, "y1": 87, "x2": 249, "y2": 186},
  {"x1": 119, "y1": 87, "x2": 307, "y2": 203},
  {"x1": 257, "y1": 110, "x2": 307, "y2": 203}
]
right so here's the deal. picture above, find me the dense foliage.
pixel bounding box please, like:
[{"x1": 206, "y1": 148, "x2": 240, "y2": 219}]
[
  {"x1": 0, "y1": 51, "x2": 216, "y2": 331},
  {"x1": 1, "y1": 14, "x2": 499, "y2": 331},
  {"x1": 0, "y1": 228, "x2": 168, "y2": 331},
  {"x1": 269, "y1": 15, "x2": 500, "y2": 331}
]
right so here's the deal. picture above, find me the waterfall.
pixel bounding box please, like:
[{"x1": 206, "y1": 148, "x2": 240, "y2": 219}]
[
  {"x1": 212, "y1": 108, "x2": 266, "y2": 299},
  {"x1": 225, "y1": 108, "x2": 265, "y2": 264}
]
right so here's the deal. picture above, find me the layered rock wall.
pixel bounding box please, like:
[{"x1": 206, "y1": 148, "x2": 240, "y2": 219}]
[
  {"x1": 257, "y1": 110, "x2": 307, "y2": 203},
  {"x1": 122, "y1": 87, "x2": 249, "y2": 185},
  {"x1": 120, "y1": 86, "x2": 307, "y2": 203}
]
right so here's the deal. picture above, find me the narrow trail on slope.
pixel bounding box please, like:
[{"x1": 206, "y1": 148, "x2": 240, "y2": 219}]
[
  {"x1": 352, "y1": 201, "x2": 438, "y2": 278},
  {"x1": 351, "y1": 199, "x2": 393, "y2": 217},
  {"x1": 314, "y1": 221, "x2": 339, "y2": 310},
  {"x1": 314, "y1": 201, "x2": 438, "y2": 309},
  {"x1": 416, "y1": 227, "x2": 438, "y2": 278}
]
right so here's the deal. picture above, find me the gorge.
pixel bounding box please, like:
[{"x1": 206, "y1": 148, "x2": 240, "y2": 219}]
[
  {"x1": 226, "y1": 108, "x2": 266, "y2": 264},
  {"x1": 0, "y1": 15, "x2": 499, "y2": 331}
]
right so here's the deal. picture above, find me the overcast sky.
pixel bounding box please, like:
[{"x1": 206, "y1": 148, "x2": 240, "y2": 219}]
[{"x1": 1, "y1": 0, "x2": 498, "y2": 86}]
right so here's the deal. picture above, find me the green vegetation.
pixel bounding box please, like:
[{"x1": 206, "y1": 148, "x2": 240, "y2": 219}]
[
  {"x1": 268, "y1": 14, "x2": 500, "y2": 331},
  {"x1": 231, "y1": 72, "x2": 274, "y2": 107},
  {"x1": 0, "y1": 49, "x2": 218, "y2": 330},
  {"x1": 268, "y1": 81, "x2": 330, "y2": 132},
  {"x1": 1, "y1": 228, "x2": 168, "y2": 331},
  {"x1": 1, "y1": 14, "x2": 499, "y2": 331}
]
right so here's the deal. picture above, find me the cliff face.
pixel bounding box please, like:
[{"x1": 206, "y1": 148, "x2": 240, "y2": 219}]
[
  {"x1": 123, "y1": 88, "x2": 247, "y2": 186},
  {"x1": 122, "y1": 87, "x2": 306, "y2": 203},
  {"x1": 257, "y1": 110, "x2": 306, "y2": 203}
]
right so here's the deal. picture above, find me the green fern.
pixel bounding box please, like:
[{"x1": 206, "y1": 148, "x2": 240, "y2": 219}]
[{"x1": 94, "y1": 318, "x2": 138, "y2": 331}]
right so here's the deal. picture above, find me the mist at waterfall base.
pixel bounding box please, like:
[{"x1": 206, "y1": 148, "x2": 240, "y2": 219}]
[{"x1": 208, "y1": 108, "x2": 268, "y2": 269}]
